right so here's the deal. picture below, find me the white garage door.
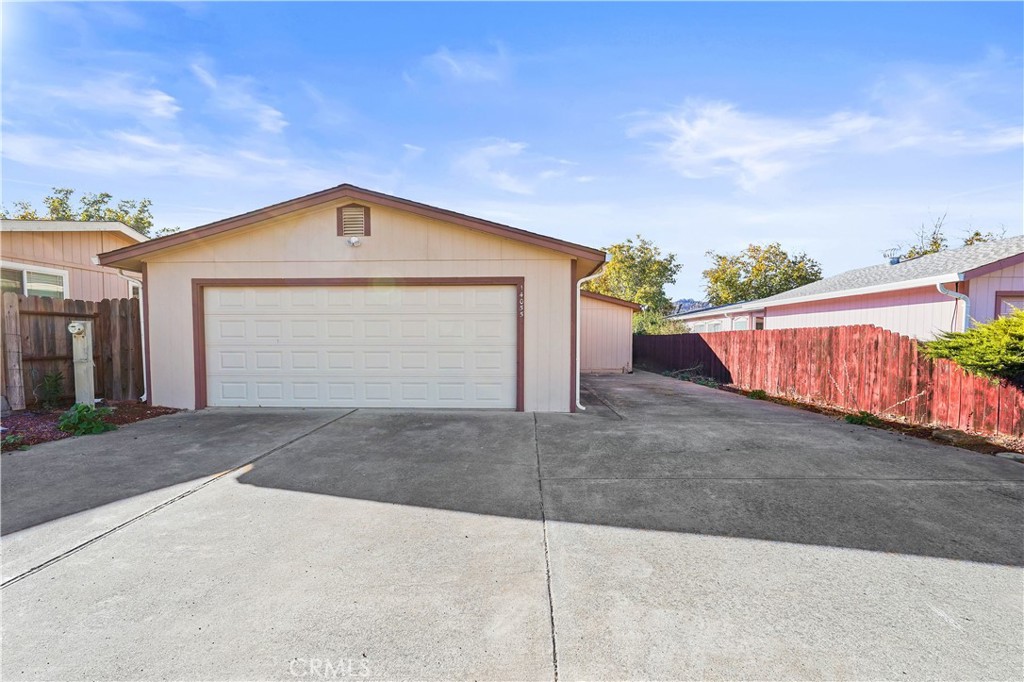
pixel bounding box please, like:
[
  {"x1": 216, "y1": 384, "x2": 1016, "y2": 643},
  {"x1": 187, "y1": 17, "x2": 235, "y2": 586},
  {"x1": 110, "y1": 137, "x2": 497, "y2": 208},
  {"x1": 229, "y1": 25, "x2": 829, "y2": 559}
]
[{"x1": 204, "y1": 285, "x2": 517, "y2": 408}]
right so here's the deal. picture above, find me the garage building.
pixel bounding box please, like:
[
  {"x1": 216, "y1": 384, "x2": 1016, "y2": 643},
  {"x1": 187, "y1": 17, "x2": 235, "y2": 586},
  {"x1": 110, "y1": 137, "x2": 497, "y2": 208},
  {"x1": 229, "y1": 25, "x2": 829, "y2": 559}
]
[{"x1": 99, "y1": 185, "x2": 609, "y2": 412}]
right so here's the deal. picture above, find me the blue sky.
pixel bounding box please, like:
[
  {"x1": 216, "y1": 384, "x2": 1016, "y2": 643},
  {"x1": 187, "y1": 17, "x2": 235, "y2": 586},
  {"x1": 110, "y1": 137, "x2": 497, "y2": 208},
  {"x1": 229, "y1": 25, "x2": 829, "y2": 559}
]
[{"x1": 2, "y1": 2, "x2": 1021, "y2": 299}]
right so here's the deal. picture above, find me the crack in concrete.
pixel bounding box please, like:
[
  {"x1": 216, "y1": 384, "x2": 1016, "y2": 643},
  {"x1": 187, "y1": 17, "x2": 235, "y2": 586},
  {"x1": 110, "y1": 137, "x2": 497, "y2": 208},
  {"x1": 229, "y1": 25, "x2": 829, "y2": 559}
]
[
  {"x1": 534, "y1": 412, "x2": 560, "y2": 682},
  {"x1": 1, "y1": 409, "x2": 357, "y2": 590}
]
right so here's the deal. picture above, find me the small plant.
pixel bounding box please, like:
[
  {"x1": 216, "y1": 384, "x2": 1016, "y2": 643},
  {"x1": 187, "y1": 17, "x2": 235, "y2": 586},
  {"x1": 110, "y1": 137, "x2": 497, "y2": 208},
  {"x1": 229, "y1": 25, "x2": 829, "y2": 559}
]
[
  {"x1": 35, "y1": 371, "x2": 65, "y2": 410},
  {"x1": 690, "y1": 375, "x2": 721, "y2": 389},
  {"x1": 58, "y1": 404, "x2": 117, "y2": 436},
  {"x1": 748, "y1": 389, "x2": 769, "y2": 400},
  {"x1": 1, "y1": 434, "x2": 29, "y2": 451},
  {"x1": 845, "y1": 411, "x2": 884, "y2": 427}
]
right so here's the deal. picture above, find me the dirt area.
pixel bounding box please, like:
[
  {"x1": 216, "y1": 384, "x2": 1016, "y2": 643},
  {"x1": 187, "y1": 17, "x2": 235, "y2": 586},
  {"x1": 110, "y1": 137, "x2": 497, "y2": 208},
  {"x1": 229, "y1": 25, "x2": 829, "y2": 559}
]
[
  {"x1": 714, "y1": 384, "x2": 1024, "y2": 456},
  {"x1": 1, "y1": 401, "x2": 180, "y2": 451}
]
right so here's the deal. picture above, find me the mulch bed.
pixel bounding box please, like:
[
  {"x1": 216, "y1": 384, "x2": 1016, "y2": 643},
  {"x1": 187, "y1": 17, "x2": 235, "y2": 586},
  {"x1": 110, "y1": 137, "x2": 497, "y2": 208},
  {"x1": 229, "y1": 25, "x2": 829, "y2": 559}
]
[{"x1": 1, "y1": 401, "x2": 180, "y2": 451}]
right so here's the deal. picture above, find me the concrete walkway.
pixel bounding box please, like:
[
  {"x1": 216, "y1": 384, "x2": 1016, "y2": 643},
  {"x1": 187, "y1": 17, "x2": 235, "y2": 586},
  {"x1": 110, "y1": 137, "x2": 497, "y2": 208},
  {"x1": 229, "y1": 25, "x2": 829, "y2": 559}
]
[{"x1": 2, "y1": 371, "x2": 1021, "y2": 680}]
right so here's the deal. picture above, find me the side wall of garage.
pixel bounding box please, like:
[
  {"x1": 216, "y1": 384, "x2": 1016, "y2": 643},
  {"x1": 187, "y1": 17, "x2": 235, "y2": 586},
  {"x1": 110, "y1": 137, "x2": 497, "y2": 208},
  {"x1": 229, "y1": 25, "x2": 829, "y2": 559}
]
[
  {"x1": 143, "y1": 201, "x2": 574, "y2": 412},
  {"x1": 580, "y1": 295, "x2": 634, "y2": 373}
]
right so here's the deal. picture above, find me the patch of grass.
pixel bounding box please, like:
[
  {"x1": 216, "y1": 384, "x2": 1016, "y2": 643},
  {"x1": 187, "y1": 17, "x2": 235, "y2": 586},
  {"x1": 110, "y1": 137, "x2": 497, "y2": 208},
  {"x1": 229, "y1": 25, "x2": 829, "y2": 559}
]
[
  {"x1": 748, "y1": 389, "x2": 769, "y2": 400},
  {"x1": 35, "y1": 371, "x2": 65, "y2": 410},
  {"x1": 58, "y1": 404, "x2": 117, "y2": 436},
  {"x1": 690, "y1": 376, "x2": 721, "y2": 388},
  {"x1": 844, "y1": 411, "x2": 884, "y2": 427}
]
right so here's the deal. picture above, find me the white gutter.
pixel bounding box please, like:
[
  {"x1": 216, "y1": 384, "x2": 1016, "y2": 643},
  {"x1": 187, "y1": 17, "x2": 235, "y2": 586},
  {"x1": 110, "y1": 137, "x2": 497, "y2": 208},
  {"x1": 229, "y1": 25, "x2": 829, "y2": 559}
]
[
  {"x1": 115, "y1": 269, "x2": 148, "y2": 402},
  {"x1": 936, "y1": 282, "x2": 971, "y2": 332},
  {"x1": 575, "y1": 262, "x2": 608, "y2": 411}
]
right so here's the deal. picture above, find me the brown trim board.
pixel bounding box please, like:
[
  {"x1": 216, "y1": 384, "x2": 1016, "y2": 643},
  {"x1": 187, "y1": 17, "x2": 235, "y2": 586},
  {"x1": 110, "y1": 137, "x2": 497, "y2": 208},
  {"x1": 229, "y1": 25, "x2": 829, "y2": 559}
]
[
  {"x1": 995, "y1": 290, "x2": 1024, "y2": 319},
  {"x1": 191, "y1": 277, "x2": 526, "y2": 412},
  {"x1": 581, "y1": 290, "x2": 643, "y2": 310},
  {"x1": 569, "y1": 260, "x2": 578, "y2": 413},
  {"x1": 142, "y1": 262, "x2": 152, "y2": 406},
  {"x1": 101, "y1": 184, "x2": 604, "y2": 267}
]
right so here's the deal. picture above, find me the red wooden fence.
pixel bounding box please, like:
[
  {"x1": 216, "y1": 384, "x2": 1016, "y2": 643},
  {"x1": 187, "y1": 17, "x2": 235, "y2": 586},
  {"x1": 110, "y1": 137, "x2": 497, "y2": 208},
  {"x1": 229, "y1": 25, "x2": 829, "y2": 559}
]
[{"x1": 634, "y1": 325, "x2": 1024, "y2": 437}]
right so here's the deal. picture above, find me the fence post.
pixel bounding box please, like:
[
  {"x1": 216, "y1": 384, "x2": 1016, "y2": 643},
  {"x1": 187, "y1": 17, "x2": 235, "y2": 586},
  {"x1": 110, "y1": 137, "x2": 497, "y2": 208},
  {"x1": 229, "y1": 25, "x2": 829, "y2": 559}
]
[{"x1": 2, "y1": 292, "x2": 26, "y2": 410}]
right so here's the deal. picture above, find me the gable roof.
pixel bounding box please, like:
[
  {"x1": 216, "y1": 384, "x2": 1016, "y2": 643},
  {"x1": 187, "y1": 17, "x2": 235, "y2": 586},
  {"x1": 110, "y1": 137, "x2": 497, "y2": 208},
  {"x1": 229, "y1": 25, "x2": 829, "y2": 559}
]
[
  {"x1": 581, "y1": 290, "x2": 642, "y2": 310},
  {"x1": 98, "y1": 184, "x2": 606, "y2": 270},
  {"x1": 2, "y1": 219, "x2": 148, "y2": 243},
  {"x1": 671, "y1": 234, "x2": 1024, "y2": 319}
]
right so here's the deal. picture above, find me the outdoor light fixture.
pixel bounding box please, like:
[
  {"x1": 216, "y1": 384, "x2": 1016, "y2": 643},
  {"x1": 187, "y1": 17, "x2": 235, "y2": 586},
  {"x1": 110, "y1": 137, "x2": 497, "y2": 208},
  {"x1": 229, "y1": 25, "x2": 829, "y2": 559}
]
[{"x1": 347, "y1": 236, "x2": 362, "y2": 247}]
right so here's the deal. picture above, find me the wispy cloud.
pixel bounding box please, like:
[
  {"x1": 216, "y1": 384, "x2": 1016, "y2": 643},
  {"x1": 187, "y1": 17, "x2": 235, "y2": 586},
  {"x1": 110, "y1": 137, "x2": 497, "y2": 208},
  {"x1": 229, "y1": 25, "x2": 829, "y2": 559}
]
[
  {"x1": 416, "y1": 44, "x2": 511, "y2": 84},
  {"x1": 190, "y1": 63, "x2": 288, "y2": 133},
  {"x1": 453, "y1": 139, "x2": 582, "y2": 195},
  {"x1": 17, "y1": 74, "x2": 181, "y2": 120},
  {"x1": 629, "y1": 101, "x2": 876, "y2": 191},
  {"x1": 631, "y1": 57, "x2": 1023, "y2": 191}
]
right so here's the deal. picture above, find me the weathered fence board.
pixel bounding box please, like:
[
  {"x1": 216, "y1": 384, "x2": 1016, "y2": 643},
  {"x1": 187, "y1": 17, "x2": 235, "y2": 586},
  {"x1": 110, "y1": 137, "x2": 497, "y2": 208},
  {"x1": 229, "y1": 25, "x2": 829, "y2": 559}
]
[
  {"x1": 634, "y1": 325, "x2": 1024, "y2": 437},
  {"x1": 1, "y1": 293, "x2": 143, "y2": 409}
]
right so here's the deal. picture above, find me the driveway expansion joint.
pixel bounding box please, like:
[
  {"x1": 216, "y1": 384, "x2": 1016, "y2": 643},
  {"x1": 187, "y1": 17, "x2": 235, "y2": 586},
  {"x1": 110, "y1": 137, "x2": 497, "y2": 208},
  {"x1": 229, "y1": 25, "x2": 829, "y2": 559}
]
[
  {"x1": 1, "y1": 409, "x2": 357, "y2": 590},
  {"x1": 534, "y1": 412, "x2": 560, "y2": 682}
]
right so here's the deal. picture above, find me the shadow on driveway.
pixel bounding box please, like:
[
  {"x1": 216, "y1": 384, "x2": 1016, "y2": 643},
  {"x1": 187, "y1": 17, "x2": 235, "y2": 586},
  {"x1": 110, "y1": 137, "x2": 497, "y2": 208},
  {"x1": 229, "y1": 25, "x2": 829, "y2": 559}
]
[{"x1": 4, "y1": 372, "x2": 1023, "y2": 569}]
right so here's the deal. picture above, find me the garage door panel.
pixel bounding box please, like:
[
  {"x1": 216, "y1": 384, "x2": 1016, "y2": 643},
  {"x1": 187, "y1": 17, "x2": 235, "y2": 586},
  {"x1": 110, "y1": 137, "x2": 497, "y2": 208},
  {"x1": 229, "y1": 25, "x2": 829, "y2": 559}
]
[
  {"x1": 205, "y1": 376, "x2": 517, "y2": 407},
  {"x1": 205, "y1": 285, "x2": 517, "y2": 408}
]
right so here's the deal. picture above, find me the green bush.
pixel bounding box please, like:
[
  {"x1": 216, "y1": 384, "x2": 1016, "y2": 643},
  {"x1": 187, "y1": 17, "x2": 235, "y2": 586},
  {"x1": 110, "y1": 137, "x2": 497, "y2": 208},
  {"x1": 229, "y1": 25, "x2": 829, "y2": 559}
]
[
  {"x1": 748, "y1": 389, "x2": 769, "y2": 400},
  {"x1": 921, "y1": 310, "x2": 1024, "y2": 384},
  {"x1": 845, "y1": 411, "x2": 884, "y2": 427},
  {"x1": 35, "y1": 371, "x2": 64, "y2": 410},
  {"x1": 58, "y1": 404, "x2": 117, "y2": 436}
]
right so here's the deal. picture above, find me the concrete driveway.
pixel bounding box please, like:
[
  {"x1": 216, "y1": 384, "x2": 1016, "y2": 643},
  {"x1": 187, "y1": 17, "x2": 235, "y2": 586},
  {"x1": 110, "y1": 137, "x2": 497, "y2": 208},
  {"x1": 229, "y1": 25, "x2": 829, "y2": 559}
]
[{"x1": 2, "y1": 371, "x2": 1022, "y2": 680}]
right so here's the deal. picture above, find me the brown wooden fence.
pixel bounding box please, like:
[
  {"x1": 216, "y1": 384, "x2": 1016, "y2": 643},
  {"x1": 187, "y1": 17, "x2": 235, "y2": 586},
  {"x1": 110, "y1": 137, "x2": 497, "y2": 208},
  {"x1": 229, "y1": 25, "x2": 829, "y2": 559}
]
[
  {"x1": 1, "y1": 293, "x2": 144, "y2": 409},
  {"x1": 634, "y1": 325, "x2": 1024, "y2": 437}
]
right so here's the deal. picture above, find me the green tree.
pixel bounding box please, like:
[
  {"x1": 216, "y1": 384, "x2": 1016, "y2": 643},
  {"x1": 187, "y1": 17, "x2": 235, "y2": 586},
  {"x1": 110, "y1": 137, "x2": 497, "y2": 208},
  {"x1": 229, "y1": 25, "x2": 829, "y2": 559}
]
[
  {"x1": 1, "y1": 187, "x2": 154, "y2": 235},
  {"x1": 702, "y1": 242, "x2": 822, "y2": 306},
  {"x1": 583, "y1": 235, "x2": 681, "y2": 313},
  {"x1": 961, "y1": 228, "x2": 1006, "y2": 247},
  {"x1": 582, "y1": 235, "x2": 683, "y2": 334}
]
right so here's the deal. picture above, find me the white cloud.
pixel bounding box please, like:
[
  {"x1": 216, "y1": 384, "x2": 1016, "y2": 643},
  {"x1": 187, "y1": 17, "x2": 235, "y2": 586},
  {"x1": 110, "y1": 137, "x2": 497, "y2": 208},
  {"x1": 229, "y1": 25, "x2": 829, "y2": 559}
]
[
  {"x1": 453, "y1": 139, "x2": 577, "y2": 195},
  {"x1": 631, "y1": 58, "x2": 1022, "y2": 191},
  {"x1": 629, "y1": 101, "x2": 878, "y2": 191},
  {"x1": 420, "y1": 44, "x2": 510, "y2": 83},
  {"x1": 26, "y1": 75, "x2": 181, "y2": 120},
  {"x1": 190, "y1": 63, "x2": 288, "y2": 134}
]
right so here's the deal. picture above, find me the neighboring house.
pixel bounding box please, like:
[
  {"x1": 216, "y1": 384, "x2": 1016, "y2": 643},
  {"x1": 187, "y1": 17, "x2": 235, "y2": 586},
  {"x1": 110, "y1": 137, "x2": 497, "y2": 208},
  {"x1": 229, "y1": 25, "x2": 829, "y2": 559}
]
[
  {"x1": 580, "y1": 291, "x2": 640, "y2": 374},
  {"x1": 670, "y1": 235, "x2": 1024, "y2": 340},
  {"x1": 1, "y1": 220, "x2": 147, "y2": 301},
  {"x1": 99, "y1": 184, "x2": 607, "y2": 412}
]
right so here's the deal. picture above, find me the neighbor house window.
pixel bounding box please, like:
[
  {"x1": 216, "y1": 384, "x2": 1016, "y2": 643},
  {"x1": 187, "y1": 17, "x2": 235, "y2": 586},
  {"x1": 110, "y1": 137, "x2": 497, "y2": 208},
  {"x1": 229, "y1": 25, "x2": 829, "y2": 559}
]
[
  {"x1": 337, "y1": 204, "x2": 371, "y2": 237},
  {"x1": 130, "y1": 282, "x2": 142, "y2": 299},
  {"x1": 995, "y1": 292, "x2": 1024, "y2": 319},
  {"x1": 733, "y1": 317, "x2": 749, "y2": 331},
  {"x1": 0, "y1": 263, "x2": 68, "y2": 299}
]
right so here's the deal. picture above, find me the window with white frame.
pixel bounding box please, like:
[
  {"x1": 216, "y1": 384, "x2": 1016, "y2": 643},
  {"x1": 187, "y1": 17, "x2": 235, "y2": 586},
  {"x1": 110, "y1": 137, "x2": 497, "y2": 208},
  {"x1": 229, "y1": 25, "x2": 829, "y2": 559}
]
[
  {"x1": 732, "y1": 317, "x2": 749, "y2": 330},
  {"x1": 1, "y1": 262, "x2": 68, "y2": 299}
]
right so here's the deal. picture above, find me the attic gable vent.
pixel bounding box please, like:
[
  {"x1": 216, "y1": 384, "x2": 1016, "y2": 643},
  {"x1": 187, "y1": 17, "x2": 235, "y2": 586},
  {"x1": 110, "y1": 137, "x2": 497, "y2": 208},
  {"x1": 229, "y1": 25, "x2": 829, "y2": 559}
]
[{"x1": 337, "y1": 204, "x2": 370, "y2": 237}]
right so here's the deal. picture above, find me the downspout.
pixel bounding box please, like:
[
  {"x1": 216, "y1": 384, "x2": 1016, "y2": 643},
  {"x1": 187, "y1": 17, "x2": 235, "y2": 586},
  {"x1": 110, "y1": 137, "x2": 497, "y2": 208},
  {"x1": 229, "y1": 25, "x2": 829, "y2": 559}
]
[
  {"x1": 936, "y1": 282, "x2": 970, "y2": 332},
  {"x1": 575, "y1": 262, "x2": 608, "y2": 411},
  {"x1": 116, "y1": 269, "x2": 148, "y2": 402}
]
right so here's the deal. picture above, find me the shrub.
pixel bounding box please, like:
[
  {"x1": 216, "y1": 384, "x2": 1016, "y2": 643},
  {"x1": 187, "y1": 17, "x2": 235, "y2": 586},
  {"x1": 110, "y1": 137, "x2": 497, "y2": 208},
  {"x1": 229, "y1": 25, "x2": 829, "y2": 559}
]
[
  {"x1": 35, "y1": 371, "x2": 64, "y2": 410},
  {"x1": 58, "y1": 404, "x2": 117, "y2": 436},
  {"x1": 921, "y1": 310, "x2": 1024, "y2": 384},
  {"x1": 845, "y1": 411, "x2": 884, "y2": 427},
  {"x1": 748, "y1": 389, "x2": 769, "y2": 400}
]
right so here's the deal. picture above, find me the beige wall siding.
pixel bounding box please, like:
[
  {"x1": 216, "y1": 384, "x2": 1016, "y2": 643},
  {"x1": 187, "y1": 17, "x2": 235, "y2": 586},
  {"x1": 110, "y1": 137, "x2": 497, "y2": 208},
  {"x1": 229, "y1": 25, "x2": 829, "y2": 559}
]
[
  {"x1": 764, "y1": 284, "x2": 964, "y2": 340},
  {"x1": 1, "y1": 230, "x2": 138, "y2": 300},
  {"x1": 145, "y1": 202, "x2": 574, "y2": 411},
  {"x1": 580, "y1": 296, "x2": 633, "y2": 373},
  {"x1": 968, "y1": 261, "x2": 1024, "y2": 325}
]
